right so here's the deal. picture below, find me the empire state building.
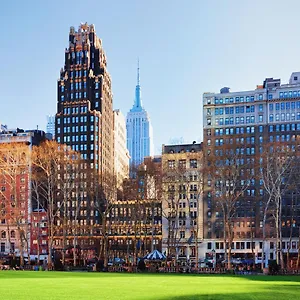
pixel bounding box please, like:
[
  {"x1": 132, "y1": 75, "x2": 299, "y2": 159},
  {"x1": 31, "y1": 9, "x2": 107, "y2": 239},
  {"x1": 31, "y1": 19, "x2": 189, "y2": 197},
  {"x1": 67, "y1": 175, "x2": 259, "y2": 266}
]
[{"x1": 126, "y1": 63, "x2": 154, "y2": 167}]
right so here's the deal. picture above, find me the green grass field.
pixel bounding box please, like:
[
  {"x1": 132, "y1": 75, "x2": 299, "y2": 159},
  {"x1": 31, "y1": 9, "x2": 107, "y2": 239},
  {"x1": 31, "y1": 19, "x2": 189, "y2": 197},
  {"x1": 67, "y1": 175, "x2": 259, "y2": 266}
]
[{"x1": 0, "y1": 271, "x2": 300, "y2": 300}]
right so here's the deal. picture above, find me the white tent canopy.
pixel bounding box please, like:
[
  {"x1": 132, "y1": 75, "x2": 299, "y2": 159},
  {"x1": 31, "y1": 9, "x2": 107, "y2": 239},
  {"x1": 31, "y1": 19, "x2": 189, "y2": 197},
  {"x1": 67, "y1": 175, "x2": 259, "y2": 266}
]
[{"x1": 143, "y1": 250, "x2": 166, "y2": 261}]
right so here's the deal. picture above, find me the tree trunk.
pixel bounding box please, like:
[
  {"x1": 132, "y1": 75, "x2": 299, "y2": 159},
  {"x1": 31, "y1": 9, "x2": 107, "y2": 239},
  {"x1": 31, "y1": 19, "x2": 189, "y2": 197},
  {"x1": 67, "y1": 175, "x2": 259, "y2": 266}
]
[
  {"x1": 151, "y1": 212, "x2": 155, "y2": 252},
  {"x1": 223, "y1": 216, "x2": 228, "y2": 269},
  {"x1": 167, "y1": 218, "x2": 171, "y2": 256},
  {"x1": 73, "y1": 234, "x2": 77, "y2": 267},
  {"x1": 297, "y1": 227, "x2": 300, "y2": 269},
  {"x1": 279, "y1": 197, "x2": 284, "y2": 269},
  {"x1": 227, "y1": 246, "x2": 232, "y2": 271},
  {"x1": 61, "y1": 197, "x2": 67, "y2": 266},
  {"x1": 6, "y1": 222, "x2": 12, "y2": 255},
  {"x1": 48, "y1": 219, "x2": 54, "y2": 270},
  {"x1": 262, "y1": 210, "x2": 267, "y2": 270},
  {"x1": 195, "y1": 226, "x2": 199, "y2": 269},
  {"x1": 227, "y1": 221, "x2": 232, "y2": 270},
  {"x1": 37, "y1": 207, "x2": 40, "y2": 265}
]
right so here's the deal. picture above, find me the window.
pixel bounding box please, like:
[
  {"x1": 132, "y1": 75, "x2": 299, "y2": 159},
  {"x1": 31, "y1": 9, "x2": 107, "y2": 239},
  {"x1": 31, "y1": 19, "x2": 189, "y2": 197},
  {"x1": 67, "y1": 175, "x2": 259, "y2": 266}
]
[
  {"x1": 190, "y1": 159, "x2": 197, "y2": 168},
  {"x1": 178, "y1": 159, "x2": 186, "y2": 169},
  {"x1": 168, "y1": 160, "x2": 175, "y2": 169},
  {"x1": 0, "y1": 242, "x2": 5, "y2": 252}
]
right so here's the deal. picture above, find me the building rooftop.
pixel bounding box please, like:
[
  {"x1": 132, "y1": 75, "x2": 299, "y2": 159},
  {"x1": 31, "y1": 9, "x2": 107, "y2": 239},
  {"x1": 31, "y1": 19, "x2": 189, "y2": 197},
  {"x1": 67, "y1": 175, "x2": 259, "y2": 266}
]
[{"x1": 162, "y1": 142, "x2": 202, "y2": 154}]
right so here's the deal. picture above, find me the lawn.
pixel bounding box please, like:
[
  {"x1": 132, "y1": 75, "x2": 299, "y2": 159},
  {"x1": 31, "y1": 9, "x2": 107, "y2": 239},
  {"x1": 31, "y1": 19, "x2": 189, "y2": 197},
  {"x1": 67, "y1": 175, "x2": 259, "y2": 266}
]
[{"x1": 0, "y1": 271, "x2": 300, "y2": 300}]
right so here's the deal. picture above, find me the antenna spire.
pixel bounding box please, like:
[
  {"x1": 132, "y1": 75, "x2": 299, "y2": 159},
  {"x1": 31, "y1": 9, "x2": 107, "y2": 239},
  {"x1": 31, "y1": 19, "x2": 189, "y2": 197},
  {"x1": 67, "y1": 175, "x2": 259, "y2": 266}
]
[{"x1": 137, "y1": 58, "x2": 140, "y2": 86}]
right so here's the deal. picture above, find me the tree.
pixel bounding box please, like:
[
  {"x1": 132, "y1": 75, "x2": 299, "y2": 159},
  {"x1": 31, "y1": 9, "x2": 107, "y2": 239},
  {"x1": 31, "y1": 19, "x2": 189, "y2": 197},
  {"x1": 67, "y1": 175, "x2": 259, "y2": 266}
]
[
  {"x1": 211, "y1": 147, "x2": 252, "y2": 270},
  {"x1": 88, "y1": 169, "x2": 117, "y2": 268},
  {"x1": 260, "y1": 142, "x2": 295, "y2": 269},
  {"x1": 32, "y1": 140, "x2": 80, "y2": 269},
  {"x1": 161, "y1": 165, "x2": 183, "y2": 259},
  {"x1": 142, "y1": 158, "x2": 162, "y2": 253},
  {"x1": 0, "y1": 142, "x2": 31, "y2": 267}
]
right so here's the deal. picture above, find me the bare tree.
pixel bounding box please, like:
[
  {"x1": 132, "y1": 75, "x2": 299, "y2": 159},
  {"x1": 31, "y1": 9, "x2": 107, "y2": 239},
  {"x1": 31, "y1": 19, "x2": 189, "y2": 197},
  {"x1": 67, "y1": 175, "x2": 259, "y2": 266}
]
[
  {"x1": 140, "y1": 158, "x2": 162, "y2": 253},
  {"x1": 260, "y1": 142, "x2": 294, "y2": 269},
  {"x1": 161, "y1": 169, "x2": 182, "y2": 259},
  {"x1": 32, "y1": 140, "x2": 80, "y2": 269},
  {"x1": 88, "y1": 170, "x2": 117, "y2": 268},
  {"x1": 212, "y1": 148, "x2": 252, "y2": 270},
  {"x1": 0, "y1": 142, "x2": 31, "y2": 267}
]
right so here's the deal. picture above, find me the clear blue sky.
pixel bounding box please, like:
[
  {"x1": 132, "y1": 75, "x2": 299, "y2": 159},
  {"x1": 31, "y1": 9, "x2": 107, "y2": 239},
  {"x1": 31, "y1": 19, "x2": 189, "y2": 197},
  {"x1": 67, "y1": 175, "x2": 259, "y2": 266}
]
[{"x1": 1, "y1": 0, "x2": 300, "y2": 154}]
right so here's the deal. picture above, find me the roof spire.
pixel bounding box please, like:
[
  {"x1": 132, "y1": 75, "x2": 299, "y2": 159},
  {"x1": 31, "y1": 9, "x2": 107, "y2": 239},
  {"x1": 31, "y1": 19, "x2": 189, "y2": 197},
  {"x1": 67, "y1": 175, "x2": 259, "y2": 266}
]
[
  {"x1": 137, "y1": 58, "x2": 140, "y2": 86},
  {"x1": 131, "y1": 58, "x2": 143, "y2": 110}
]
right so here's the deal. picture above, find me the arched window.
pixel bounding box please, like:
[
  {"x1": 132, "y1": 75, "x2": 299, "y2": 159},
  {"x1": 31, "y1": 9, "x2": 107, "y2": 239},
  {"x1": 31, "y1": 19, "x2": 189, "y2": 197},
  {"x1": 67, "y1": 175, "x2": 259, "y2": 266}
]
[
  {"x1": 10, "y1": 231, "x2": 15, "y2": 238},
  {"x1": 1, "y1": 231, "x2": 6, "y2": 239}
]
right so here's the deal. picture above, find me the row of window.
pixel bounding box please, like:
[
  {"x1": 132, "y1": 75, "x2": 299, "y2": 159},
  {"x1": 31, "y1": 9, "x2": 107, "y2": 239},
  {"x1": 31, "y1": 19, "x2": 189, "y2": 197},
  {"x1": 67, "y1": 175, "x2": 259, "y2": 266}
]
[
  {"x1": 214, "y1": 95, "x2": 257, "y2": 105},
  {"x1": 211, "y1": 126, "x2": 262, "y2": 137},
  {"x1": 269, "y1": 135, "x2": 295, "y2": 142},
  {"x1": 269, "y1": 101, "x2": 300, "y2": 111},
  {"x1": 213, "y1": 115, "x2": 262, "y2": 126},
  {"x1": 214, "y1": 105, "x2": 259, "y2": 115},
  {"x1": 61, "y1": 133, "x2": 99, "y2": 143},
  {"x1": 58, "y1": 106, "x2": 88, "y2": 119},
  {"x1": 279, "y1": 91, "x2": 300, "y2": 99},
  {"x1": 168, "y1": 159, "x2": 198, "y2": 169},
  {"x1": 69, "y1": 69, "x2": 88, "y2": 78},
  {"x1": 61, "y1": 81, "x2": 99, "y2": 92},
  {"x1": 61, "y1": 92, "x2": 100, "y2": 102},
  {"x1": 61, "y1": 115, "x2": 90, "y2": 123},
  {"x1": 58, "y1": 125, "x2": 98, "y2": 134},
  {"x1": 0, "y1": 242, "x2": 15, "y2": 252},
  {"x1": 209, "y1": 124, "x2": 300, "y2": 138},
  {"x1": 269, "y1": 112, "x2": 300, "y2": 122},
  {"x1": 1, "y1": 231, "x2": 16, "y2": 239},
  {"x1": 212, "y1": 90, "x2": 300, "y2": 106},
  {"x1": 269, "y1": 123, "x2": 300, "y2": 132}
]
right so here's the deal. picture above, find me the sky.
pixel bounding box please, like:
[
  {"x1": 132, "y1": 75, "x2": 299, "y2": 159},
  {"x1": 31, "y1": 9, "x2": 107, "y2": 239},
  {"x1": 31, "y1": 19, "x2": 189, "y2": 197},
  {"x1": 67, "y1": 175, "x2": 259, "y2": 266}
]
[{"x1": 1, "y1": 0, "x2": 300, "y2": 154}]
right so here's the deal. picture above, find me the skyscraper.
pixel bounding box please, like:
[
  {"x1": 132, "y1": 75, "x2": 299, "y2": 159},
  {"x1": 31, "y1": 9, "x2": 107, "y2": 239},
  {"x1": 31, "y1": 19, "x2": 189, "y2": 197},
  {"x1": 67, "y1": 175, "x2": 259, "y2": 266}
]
[
  {"x1": 55, "y1": 23, "x2": 114, "y2": 229},
  {"x1": 126, "y1": 63, "x2": 154, "y2": 167},
  {"x1": 46, "y1": 115, "x2": 55, "y2": 139},
  {"x1": 113, "y1": 109, "x2": 129, "y2": 190}
]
